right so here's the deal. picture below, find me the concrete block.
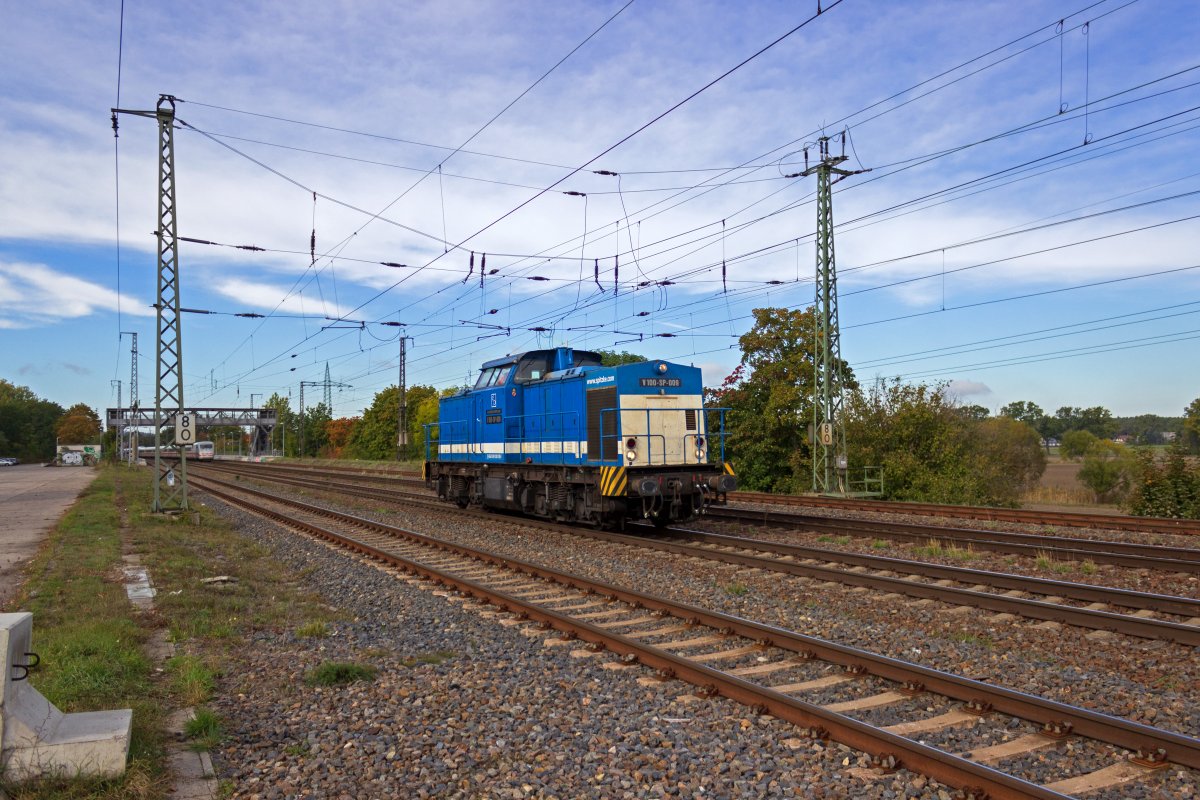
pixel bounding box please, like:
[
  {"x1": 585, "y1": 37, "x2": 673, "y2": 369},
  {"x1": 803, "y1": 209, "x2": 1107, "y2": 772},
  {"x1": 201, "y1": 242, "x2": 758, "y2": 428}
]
[{"x1": 1, "y1": 612, "x2": 132, "y2": 781}]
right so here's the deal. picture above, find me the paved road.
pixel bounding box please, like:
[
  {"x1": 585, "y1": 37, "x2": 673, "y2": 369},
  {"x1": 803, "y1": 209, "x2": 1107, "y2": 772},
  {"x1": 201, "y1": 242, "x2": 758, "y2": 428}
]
[{"x1": 0, "y1": 464, "x2": 98, "y2": 610}]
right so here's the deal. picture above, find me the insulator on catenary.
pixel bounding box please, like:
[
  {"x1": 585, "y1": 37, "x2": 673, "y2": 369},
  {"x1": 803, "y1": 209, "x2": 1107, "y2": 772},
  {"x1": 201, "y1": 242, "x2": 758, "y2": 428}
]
[
  {"x1": 614, "y1": 254, "x2": 619, "y2": 296},
  {"x1": 480, "y1": 253, "x2": 486, "y2": 288},
  {"x1": 463, "y1": 251, "x2": 475, "y2": 284},
  {"x1": 594, "y1": 258, "x2": 603, "y2": 292}
]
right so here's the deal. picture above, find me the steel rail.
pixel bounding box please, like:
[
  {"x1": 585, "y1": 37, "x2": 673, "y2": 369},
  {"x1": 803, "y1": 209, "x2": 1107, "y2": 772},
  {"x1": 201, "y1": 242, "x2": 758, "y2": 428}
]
[
  {"x1": 200, "y1": 458, "x2": 1200, "y2": 536},
  {"x1": 193, "y1": 463, "x2": 1200, "y2": 640},
  {"x1": 733, "y1": 491, "x2": 1200, "y2": 536},
  {"x1": 190, "y1": 472, "x2": 1200, "y2": 776},
  {"x1": 706, "y1": 507, "x2": 1200, "y2": 573},
  {"x1": 651, "y1": 526, "x2": 1200, "y2": 616},
  {"x1": 202, "y1": 461, "x2": 1200, "y2": 570}
]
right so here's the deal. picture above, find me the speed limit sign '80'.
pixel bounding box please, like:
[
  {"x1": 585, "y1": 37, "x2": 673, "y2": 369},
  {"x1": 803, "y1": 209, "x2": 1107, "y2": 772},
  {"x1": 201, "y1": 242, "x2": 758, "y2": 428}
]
[{"x1": 175, "y1": 412, "x2": 195, "y2": 446}]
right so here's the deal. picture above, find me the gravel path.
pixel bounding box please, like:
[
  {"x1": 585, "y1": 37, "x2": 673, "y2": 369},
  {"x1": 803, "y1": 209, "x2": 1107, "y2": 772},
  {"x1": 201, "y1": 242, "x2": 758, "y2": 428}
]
[{"x1": 195, "y1": 484, "x2": 1198, "y2": 798}]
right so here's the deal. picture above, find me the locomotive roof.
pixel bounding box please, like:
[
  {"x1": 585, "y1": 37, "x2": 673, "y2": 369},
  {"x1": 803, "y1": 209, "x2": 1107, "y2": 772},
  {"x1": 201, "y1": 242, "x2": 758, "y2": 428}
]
[{"x1": 480, "y1": 348, "x2": 603, "y2": 370}]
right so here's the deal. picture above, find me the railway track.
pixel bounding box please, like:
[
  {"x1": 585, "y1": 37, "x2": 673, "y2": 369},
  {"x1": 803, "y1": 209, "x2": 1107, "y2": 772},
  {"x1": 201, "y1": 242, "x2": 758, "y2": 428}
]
[
  {"x1": 703, "y1": 506, "x2": 1200, "y2": 574},
  {"x1": 218, "y1": 458, "x2": 1200, "y2": 536},
  {"x1": 192, "y1": 461, "x2": 1200, "y2": 645},
  {"x1": 189, "y1": 472, "x2": 1198, "y2": 799}
]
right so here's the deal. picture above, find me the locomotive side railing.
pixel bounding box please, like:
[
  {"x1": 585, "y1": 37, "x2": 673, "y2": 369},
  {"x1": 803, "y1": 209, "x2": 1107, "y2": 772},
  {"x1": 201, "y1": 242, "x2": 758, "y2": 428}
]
[{"x1": 426, "y1": 406, "x2": 732, "y2": 468}]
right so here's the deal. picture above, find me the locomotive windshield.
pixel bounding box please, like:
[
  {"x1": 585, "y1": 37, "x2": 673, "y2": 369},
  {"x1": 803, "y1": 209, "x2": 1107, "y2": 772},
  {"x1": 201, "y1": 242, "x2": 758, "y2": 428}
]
[{"x1": 473, "y1": 365, "x2": 513, "y2": 389}]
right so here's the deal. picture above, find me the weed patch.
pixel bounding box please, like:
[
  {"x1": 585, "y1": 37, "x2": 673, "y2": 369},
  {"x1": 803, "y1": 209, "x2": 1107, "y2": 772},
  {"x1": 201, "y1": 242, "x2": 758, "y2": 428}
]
[{"x1": 307, "y1": 661, "x2": 377, "y2": 686}]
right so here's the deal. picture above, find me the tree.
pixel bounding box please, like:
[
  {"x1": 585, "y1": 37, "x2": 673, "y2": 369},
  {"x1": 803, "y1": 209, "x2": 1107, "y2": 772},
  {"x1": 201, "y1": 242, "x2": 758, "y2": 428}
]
[
  {"x1": 959, "y1": 404, "x2": 990, "y2": 421},
  {"x1": 0, "y1": 379, "x2": 63, "y2": 461},
  {"x1": 596, "y1": 349, "x2": 646, "y2": 366},
  {"x1": 1126, "y1": 445, "x2": 1199, "y2": 519},
  {"x1": 325, "y1": 417, "x2": 359, "y2": 459},
  {"x1": 1059, "y1": 429, "x2": 1098, "y2": 461},
  {"x1": 1184, "y1": 396, "x2": 1200, "y2": 453},
  {"x1": 711, "y1": 307, "x2": 852, "y2": 492},
  {"x1": 55, "y1": 403, "x2": 102, "y2": 443},
  {"x1": 1078, "y1": 440, "x2": 1132, "y2": 503},
  {"x1": 972, "y1": 416, "x2": 1047, "y2": 503},
  {"x1": 999, "y1": 401, "x2": 1055, "y2": 450},
  {"x1": 848, "y1": 382, "x2": 1044, "y2": 506},
  {"x1": 348, "y1": 387, "x2": 400, "y2": 460},
  {"x1": 1054, "y1": 405, "x2": 1117, "y2": 439},
  {"x1": 263, "y1": 393, "x2": 297, "y2": 456},
  {"x1": 301, "y1": 402, "x2": 332, "y2": 457}
]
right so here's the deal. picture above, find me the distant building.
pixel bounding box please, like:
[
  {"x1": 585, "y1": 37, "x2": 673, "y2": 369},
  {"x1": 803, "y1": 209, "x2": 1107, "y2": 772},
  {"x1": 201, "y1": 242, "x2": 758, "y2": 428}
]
[{"x1": 1162, "y1": 431, "x2": 1178, "y2": 442}]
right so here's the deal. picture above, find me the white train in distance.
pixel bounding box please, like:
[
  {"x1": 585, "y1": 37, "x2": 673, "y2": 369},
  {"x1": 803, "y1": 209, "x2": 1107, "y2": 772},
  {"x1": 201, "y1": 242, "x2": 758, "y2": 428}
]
[{"x1": 135, "y1": 441, "x2": 215, "y2": 461}]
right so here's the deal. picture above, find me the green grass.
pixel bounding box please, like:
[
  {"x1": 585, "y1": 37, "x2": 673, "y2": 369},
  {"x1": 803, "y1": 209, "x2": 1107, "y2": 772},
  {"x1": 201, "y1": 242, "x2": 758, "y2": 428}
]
[
  {"x1": 166, "y1": 654, "x2": 216, "y2": 707},
  {"x1": 913, "y1": 540, "x2": 977, "y2": 562},
  {"x1": 1081, "y1": 560, "x2": 1098, "y2": 576},
  {"x1": 183, "y1": 707, "x2": 223, "y2": 751},
  {"x1": 723, "y1": 582, "x2": 749, "y2": 597},
  {"x1": 949, "y1": 631, "x2": 996, "y2": 649},
  {"x1": 871, "y1": 539, "x2": 890, "y2": 550},
  {"x1": 306, "y1": 661, "x2": 377, "y2": 686},
  {"x1": 399, "y1": 651, "x2": 455, "y2": 668},
  {"x1": 296, "y1": 621, "x2": 331, "y2": 638},
  {"x1": 2, "y1": 465, "x2": 336, "y2": 800}
]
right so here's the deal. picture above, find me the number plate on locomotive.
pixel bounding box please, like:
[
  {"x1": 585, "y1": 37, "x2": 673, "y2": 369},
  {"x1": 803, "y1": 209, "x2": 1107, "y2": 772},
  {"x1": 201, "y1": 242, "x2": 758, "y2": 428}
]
[{"x1": 639, "y1": 377, "x2": 681, "y2": 388}]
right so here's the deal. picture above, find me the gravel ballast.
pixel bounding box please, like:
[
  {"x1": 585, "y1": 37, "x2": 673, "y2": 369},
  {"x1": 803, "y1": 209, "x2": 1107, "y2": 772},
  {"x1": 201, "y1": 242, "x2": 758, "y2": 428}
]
[{"x1": 195, "y1": 484, "x2": 1197, "y2": 798}]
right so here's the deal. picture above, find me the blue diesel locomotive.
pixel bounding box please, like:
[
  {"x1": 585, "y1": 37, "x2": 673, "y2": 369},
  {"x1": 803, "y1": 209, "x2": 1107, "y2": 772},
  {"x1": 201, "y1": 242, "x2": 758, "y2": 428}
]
[{"x1": 424, "y1": 347, "x2": 736, "y2": 528}]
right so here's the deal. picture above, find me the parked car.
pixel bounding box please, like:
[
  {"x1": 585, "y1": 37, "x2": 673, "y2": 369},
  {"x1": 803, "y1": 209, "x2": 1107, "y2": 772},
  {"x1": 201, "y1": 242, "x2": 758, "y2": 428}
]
[{"x1": 0, "y1": 457, "x2": 18, "y2": 466}]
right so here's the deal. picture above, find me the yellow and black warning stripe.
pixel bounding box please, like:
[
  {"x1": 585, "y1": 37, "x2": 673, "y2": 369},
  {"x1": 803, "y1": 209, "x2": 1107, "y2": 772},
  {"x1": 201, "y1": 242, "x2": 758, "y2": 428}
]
[
  {"x1": 723, "y1": 462, "x2": 736, "y2": 476},
  {"x1": 599, "y1": 465, "x2": 628, "y2": 496}
]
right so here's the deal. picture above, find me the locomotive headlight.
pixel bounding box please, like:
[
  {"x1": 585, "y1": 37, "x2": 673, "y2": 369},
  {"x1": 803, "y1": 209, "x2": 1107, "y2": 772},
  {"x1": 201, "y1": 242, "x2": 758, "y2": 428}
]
[
  {"x1": 695, "y1": 447, "x2": 706, "y2": 460},
  {"x1": 657, "y1": 362, "x2": 668, "y2": 373},
  {"x1": 625, "y1": 449, "x2": 637, "y2": 463}
]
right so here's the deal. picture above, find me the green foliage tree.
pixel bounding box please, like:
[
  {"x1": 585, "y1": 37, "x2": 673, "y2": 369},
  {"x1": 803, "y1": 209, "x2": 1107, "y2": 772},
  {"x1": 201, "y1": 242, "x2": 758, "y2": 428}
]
[
  {"x1": 848, "y1": 381, "x2": 1044, "y2": 506},
  {"x1": 302, "y1": 401, "x2": 333, "y2": 457},
  {"x1": 1054, "y1": 405, "x2": 1117, "y2": 439},
  {"x1": 0, "y1": 380, "x2": 65, "y2": 461},
  {"x1": 1126, "y1": 445, "x2": 1199, "y2": 519},
  {"x1": 959, "y1": 404, "x2": 990, "y2": 421},
  {"x1": 999, "y1": 400, "x2": 1055, "y2": 450},
  {"x1": 1078, "y1": 440, "x2": 1132, "y2": 503},
  {"x1": 972, "y1": 416, "x2": 1047, "y2": 503},
  {"x1": 1184, "y1": 396, "x2": 1200, "y2": 453},
  {"x1": 348, "y1": 387, "x2": 400, "y2": 460},
  {"x1": 596, "y1": 349, "x2": 646, "y2": 366},
  {"x1": 710, "y1": 307, "x2": 849, "y2": 492},
  {"x1": 263, "y1": 393, "x2": 297, "y2": 456},
  {"x1": 1059, "y1": 429, "x2": 1098, "y2": 461}
]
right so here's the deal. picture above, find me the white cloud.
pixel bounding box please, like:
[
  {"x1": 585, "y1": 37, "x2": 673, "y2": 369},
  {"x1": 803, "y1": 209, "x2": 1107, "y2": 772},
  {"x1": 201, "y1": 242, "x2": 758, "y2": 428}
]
[
  {"x1": 947, "y1": 379, "x2": 992, "y2": 398},
  {"x1": 0, "y1": 261, "x2": 153, "y2": 328}
]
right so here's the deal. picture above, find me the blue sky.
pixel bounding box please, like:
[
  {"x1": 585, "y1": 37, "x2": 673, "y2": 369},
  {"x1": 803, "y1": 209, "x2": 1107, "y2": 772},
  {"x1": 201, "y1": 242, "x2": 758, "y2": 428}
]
[{"x1": 2, "y1": 0, "x2": 1198, "y2": 424}]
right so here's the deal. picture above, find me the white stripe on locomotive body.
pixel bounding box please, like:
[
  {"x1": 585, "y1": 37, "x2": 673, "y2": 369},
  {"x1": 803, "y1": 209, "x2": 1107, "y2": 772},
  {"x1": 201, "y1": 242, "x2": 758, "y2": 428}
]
[{"x1": 440, "y1": 441, "x2": 588, "y2": 456}]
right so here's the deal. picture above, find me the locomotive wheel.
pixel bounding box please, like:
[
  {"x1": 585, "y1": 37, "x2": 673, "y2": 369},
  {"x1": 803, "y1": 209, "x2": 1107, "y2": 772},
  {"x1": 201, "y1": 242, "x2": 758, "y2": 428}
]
[{"x1": 455, "y1": 497, "x2": 469, "y2": 509}]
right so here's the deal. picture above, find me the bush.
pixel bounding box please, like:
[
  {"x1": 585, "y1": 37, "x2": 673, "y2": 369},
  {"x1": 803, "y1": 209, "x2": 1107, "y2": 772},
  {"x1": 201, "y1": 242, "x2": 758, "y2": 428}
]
[
  {"x1": 1126, "y1": 446, "x2": 1200, "y2": 519},
  {"x1": 1059, "y1": 429, "x2": 1098, "y2": 461},
  {"x1": 1077, "y1": 440, "x2": 1132, "y2": 502}
]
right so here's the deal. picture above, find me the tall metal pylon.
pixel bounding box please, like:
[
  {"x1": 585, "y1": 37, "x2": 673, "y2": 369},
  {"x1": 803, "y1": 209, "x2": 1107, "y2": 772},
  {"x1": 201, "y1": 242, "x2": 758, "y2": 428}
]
[
  {"x1": 323, "y1": 362, "x2": 332, "y2": 409},
  {"x1": 801, "y1": 134, "x2": 862, "y2": 495},
  {"x1": 122, "y1": 331, "x2": 139, "y2": 464},
  {"x1": 396, "y1": 335, "x2": 412, "y2": 459},
  {"x1": 152, "y1": 95, "x2": 187, "y2": 511},
  {"x1": 299, "y1": 374, "x2": 350, "y2": 457}
]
